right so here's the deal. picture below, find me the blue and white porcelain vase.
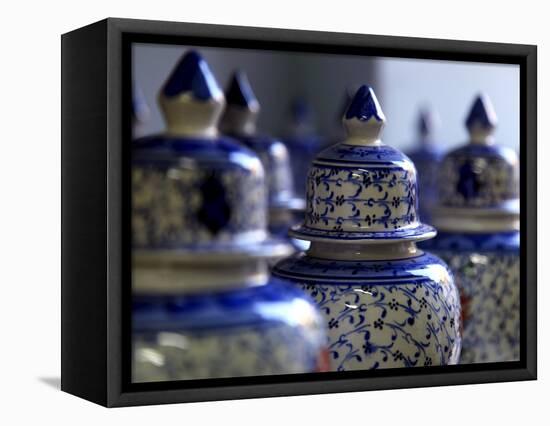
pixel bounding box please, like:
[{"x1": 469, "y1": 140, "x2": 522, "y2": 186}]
[
  {"x1": 283, "y1": 97, "x2": 324, "y2": 199},
  {"x1": 406, "y1": 108, "x2": 444, "y2": 224},
  {"x1": 273, "y1": 86, "x2": 462, "y2": 371},
  {"x1": 220, "y1": 71, "x2": 305, "y2": 241},
  {"x1": 131, "y1": 51, "x2": 328, "y2": 382},
  {"x1": 423, "y1": 94, "x2": 520, "y2": 364}
]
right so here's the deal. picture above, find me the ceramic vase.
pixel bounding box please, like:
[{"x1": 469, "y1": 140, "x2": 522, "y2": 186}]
[
  {"x1": 131, "y1": 51, "x2": 328, "y2": 382},
  {"x1": 423, "y1": 94, "x2": 520, "y2": 363},
  {"x1": 219, "y1": 71, "x2": 305, "y2": 246},
  {"x1": 283, "y1": 97, "x2": 324, "y2": 199},
  {"x1": 273, "y1": 86, "x2": 462, "y2": 371},
  {"x1": 406, "y1": 108, "x2": 444, "y2": 224}
]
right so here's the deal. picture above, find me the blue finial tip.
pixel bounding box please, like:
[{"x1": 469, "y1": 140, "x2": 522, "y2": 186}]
[
  {"x1": 162, "y1": 50, "x2": 222, "y2": 101},
  {"x1": 465, "y1": 94, "x2": 497, "y2": 130},
  {"x1": 345, "y1": 85, "x2": 385, "y2": 122},
  {"x1": 225, "y1": 71, "x2": 258, "y2": 109},
  {"x1": 291, "y1": 97, "x2": 312, "y2": 123},
  {"x1": 418, "y1": 109, "x2": 435, "y2": 136}
]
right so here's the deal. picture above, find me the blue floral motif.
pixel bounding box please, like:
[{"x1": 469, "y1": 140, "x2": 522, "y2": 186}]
[
  {"x1": 426, "y1": 230, "x2": 520, "y2": 363},
  {"x1": 303, "y1": 164, "x2": 419, "y2": 232},
  {"x1": 273, "y1": 252, "x2": 462, "y2": 370},
  {"x1": 316, "y1": 143, "x2": 410, "y2": 165}
]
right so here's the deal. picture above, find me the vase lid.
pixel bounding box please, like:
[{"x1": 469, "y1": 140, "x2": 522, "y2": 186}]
[
  {"x1": 220, "y1": 71, "x2": 304, "y2": 212},
  {"x1": 132, "y1": 51, "x2": 292, "y2": 260},
  {"x1": 290, "y1": 85, "x2": 435, "y2": 245},
  {"x1": 432, "y1": 94, "x2": 519, "y2": 232}
]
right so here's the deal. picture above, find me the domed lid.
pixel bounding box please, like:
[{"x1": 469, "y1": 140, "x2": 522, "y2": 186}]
[
  {"x1": 290, "y1": 85, "x2": 435, "y2": 244},
  {"x1": 220, "y1": 71, "x2": 304, "y2": 212},
  {"x1": 132, "y1": 51, "x2": 291, "y2": 260},
  {"x1": 433, "y1": 94, "x2": 519, "y2": 232}
]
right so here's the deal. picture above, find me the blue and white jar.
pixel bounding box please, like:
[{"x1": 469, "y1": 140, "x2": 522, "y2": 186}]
[
  {"x1": 406, "y1": 108, "x2": 445, "y2": 225},
  {"x1": 273, "y1": 86, "x2": 462, "y2": 371},
  {"x1": 132, "y1": 51, "x2": 328, "y2": 382},
  {"x1": 283, "y1": 97, "x2": 324, "y2": 200},
  {"x1": 220, "y1": 71, "x2": 305, "y2": 242},
  {"x1": 423, "y1": 94, "x2": 520, "y2": 363}
]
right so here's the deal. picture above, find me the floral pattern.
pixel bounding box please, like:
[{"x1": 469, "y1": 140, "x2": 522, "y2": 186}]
[
  {"x1": 431, "y1": 242, "x2": 520, "y2": 364},
  {"x1": 273, "y1": 253, "x2": 462, "y2": 371},
  {"x1": 304, "y1": 165, "x2": 418, "y2": 233}
]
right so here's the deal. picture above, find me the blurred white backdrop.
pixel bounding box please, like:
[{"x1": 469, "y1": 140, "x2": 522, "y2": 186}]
[{"x1": 0, "y1": 0, "x2": 545, "y2": 424}]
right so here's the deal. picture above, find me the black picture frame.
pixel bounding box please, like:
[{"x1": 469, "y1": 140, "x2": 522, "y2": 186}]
[{"x1": 61, "y1": 17, "x2": 537, "y2": 407}]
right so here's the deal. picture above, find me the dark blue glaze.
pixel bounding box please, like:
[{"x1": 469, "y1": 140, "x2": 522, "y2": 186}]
[
  {"x1": 162, "y1": 50, "x2": 222, "y2": 101},
  {"x1": 421, "y1": 230, "x2": 519, "y2": 253},
  {"x1": 133, "y1": 279, "x2": 317, "y2": 332},
  {"x1": 344, "y1": 85, "x2": 385, "y2": 122},
  {"x1": 273, "y1": 251, "x2": 450, "y2": 283},
  {"x1": 225, "y1": 71, "x2": 258, "y2": 108},
  {"x1": 316, "y1": 143, "x2": 411, "y2": 165},
  {"x1": 291, "y1": 97, "x2": 312, "y2": 124},
  {"x1": 465, "y1": 95, "x2": 496, "y2": 130},
  {"x1": 132, "y1": 134, "x2": 258, "y2": 168}
]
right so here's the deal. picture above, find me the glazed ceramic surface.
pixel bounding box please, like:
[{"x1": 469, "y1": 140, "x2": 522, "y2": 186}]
[
  {"x1": 283, "y1": 98, "x2": 324, "y2": 199},
  {"x1": 427, "y1": 94, "x2": 520, "y2": 363},
  {"x1": 133, "y1": 279, "x2": 327, "y2": 381},
  {"x1": 219, "y1": 72, "x2": 304, "y2": 239},
  {"x1": 423, "y1": 232, "x2": 519, "y2": 363},
  {"x1": 274, "y1": 86, "x2": 461, "y2": 371},
  {"x1": 131, "y1": 51, "x2": 327, "y2": 382},
  {"x1": 274, "y1": 252, "x2": 460, "y2": 370},
  {"x1": 406, "y1": 109, "x2": 444, "y2": 224}
]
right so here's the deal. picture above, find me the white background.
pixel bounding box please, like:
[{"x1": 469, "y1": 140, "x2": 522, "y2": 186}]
[{"x1": 0, "y1": 0, "x2": 546, "y2": 424}]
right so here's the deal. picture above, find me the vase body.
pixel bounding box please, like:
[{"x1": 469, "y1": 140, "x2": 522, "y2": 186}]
[
  {"x1": 133, "y1": 278, "x2": 328, "y2": 381},
  {"x1": 273, "y1": 85, "x2": 462, "y2": 371},
  {"x1": 426, "y1": 94, "x2": 520, "y2": 363},
  {"x1": 423, "y1": 231, "x2": 519, "y2": 363},
  {"x1": 407, "y1": 146, "x2": 444, "y2": 224},
  {"x1": 273, "y1": 251, "x2": 461, "y2": 370},
  {"x1": 130, "y1": 51, "x2": 328, "y2": 382}
]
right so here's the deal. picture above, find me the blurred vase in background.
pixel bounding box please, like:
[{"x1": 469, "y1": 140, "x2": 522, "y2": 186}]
[
  {"x1": 282, "y1": 97, "x2": 324, "y2": 200},
  {"x1": 220, "y1": 71, "x2": 306, "y2": 250},
  {"x1": 131, "y1": 51, "x2": 328, "y2": 382},
  {"x1": 273, "y1": 86, "x2": 462, "y2": 371},
  {"x1": 423, "y1": 94, "x2": 520, "y2": 363},
  {"x1": 406, "y1": 108, "x2": 445, "y2": 225}
]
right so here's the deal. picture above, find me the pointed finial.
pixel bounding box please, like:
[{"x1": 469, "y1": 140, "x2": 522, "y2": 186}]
[
  {"x1": 161, "y1": 50, "x2": 223, "y2": 101},
  {"x1": 225, "y1": 71, "x2": 260, "y2": 110},
  {"x1": 158, "y1": 50, "x2": 225, "y2": 138},
  {"x1": 220, "y1": 71, "x2": 260, "y2": 137},
  {"x1": 465, "y1": 93, "x2": 497, "y2": 144},
  {"x1": 417, "y1": 107, "x2": 440, "y2": 144},
  {"x1": 343, "y1": 85, "x2": 386, "y2": 146}
]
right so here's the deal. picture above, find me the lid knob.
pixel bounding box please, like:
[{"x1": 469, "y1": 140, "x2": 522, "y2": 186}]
[
  {"x1": 220, "y1": 71, "x2": 260, "y2": 136},
  {"x1": 417, "y1": 107, "x2": 439, "y2": 144},
  {"x1": 158, "y1": 50, "x2": 225, "y2": 138},
  {"x1": 465, "y1": 93, "x2": 497, "y2": 145},
  {"x1": 343, "y1": 85, "x2": 386, "y2": 146}
]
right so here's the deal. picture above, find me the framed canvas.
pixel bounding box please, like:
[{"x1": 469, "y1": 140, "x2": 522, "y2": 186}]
[{"x1": 61, "y1": 17, "x2": 537, "y2": 407}]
